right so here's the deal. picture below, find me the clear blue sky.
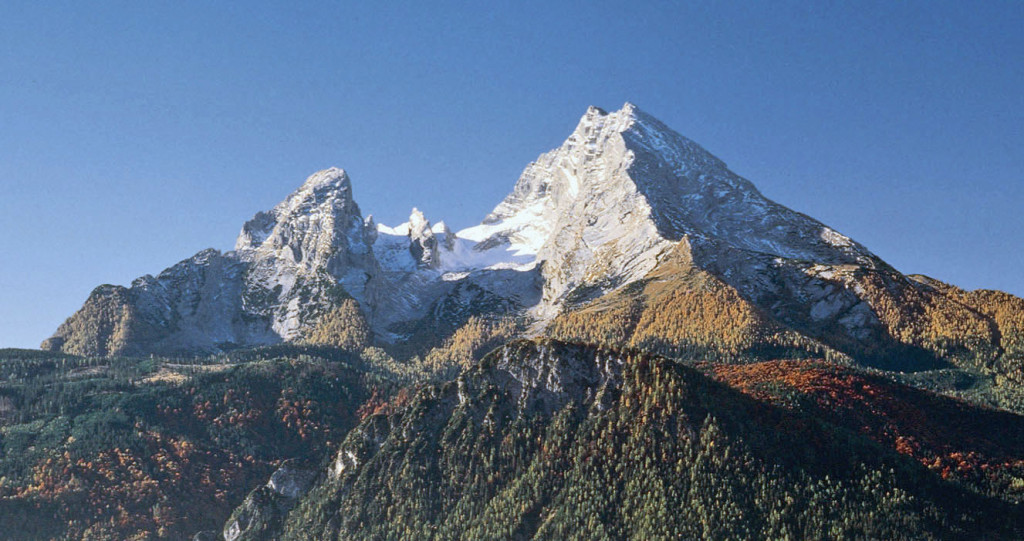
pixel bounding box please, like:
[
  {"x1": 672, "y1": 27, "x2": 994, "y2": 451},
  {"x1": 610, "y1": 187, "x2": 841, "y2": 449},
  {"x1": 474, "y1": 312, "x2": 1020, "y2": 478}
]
[{"x1": 1, "y1": 1, "x2": 1021, "y2": 349}]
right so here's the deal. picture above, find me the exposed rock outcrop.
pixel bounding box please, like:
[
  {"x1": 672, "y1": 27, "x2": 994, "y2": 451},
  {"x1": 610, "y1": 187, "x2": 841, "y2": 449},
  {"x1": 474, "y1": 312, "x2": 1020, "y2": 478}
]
[{"x1": 223, "y1": 460, "x2": 317, "y2": 541}]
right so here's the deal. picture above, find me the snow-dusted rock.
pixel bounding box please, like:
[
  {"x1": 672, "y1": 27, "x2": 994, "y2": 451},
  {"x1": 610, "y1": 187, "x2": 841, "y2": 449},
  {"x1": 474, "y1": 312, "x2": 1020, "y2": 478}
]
[
  {"x1": 407, "y1": 208, "x2": 440, "y2": 269},
  {"x1": 235, "y1": 168, "x2": 379, "y2": 340},
  {"x1": 455, "y1": 103, "x2": 880, "y2": 325},
  {"x1": 43, "y1": 103, "x2": 924, "y2": 359}
]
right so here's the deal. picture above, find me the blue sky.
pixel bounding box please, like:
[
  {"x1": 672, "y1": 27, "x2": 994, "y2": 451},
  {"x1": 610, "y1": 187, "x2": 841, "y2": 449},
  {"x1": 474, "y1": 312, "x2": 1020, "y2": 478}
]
[{"x1": 1, "y1": 1, "x2": 1022, "y2": 348}]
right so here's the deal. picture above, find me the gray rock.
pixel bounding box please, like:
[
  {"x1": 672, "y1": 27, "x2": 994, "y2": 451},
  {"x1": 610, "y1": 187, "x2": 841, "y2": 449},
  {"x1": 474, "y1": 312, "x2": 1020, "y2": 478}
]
[
  {"x1": 43, "y1": 103, "x2": 931, "y2": 361},
  {"x1": 223, "y1": 460, "x2": 317, "y2": 541},
  {"x1": 266, "y1": 459, "x2": 316, "y2": 499}
]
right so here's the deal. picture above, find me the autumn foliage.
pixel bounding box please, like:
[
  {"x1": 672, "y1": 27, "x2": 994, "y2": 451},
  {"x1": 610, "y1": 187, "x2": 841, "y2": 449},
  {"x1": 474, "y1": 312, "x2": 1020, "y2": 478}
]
[
  {"x1": 710, "y1": 360, "x2": 1024, "y2": 492},
  {"x1": 548, "y1": 248, "x2": 825, "y2": 361},
  {"x1": 0, "y1": 348, "x2": 381, "y2": 540}
]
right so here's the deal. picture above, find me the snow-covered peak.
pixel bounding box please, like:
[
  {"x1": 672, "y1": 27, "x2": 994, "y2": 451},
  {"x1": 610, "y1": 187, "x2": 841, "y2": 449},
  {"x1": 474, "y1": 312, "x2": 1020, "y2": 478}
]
[
  {"x1": 45, "y1": 102, "x2": 900, "y2": 355},
  {"x1": 230, "y1": 167, "x2": 378, "y2": 339},
  {"x1": 300, "y1": 167, "x2": 351, "y2": 192},
  {"x1": 448, "y1": 103, "x2": 880, "y2": 318},
  {"x1": 434, "y1": 221, "x2": 456, "y2": 252},
  {"x1": 480, "y1": 103, "x2": 873, "y2": 261},
  {"x1": 408, "y1": 207, "x2": 429, "y2": 232},
  {"x1": 407, "y1": 208, "x2": 440, "y2": 268},
  {"x1": 235, "y1": 168, "x2": 363, "y2": 255},
  {"x1": 575, "y1": 102, "x2": 641, "y2": 135}
]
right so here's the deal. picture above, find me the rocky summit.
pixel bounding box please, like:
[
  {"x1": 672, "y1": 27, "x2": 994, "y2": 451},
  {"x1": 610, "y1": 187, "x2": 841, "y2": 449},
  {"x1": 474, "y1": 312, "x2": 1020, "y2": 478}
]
[{"x1": 42, "y1": 104, "x2": 1024, "y2": 377}]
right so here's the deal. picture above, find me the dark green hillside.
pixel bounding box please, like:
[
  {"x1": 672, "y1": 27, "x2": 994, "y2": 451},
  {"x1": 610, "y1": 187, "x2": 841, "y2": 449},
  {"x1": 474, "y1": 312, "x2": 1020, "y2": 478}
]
[
  {"x1": 279, "y1": 340, "x2": 1024, "y2": 540},
  {"x1": 0, "y1": 346, "x2": 403, "y2": 540}
]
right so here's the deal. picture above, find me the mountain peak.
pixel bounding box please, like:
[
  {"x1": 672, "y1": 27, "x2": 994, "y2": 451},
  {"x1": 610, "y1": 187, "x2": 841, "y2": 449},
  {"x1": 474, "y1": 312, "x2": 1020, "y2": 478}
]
[
  {"x1": 46, "y1": 103, "x2": 886, "y2": 357},
  {"x1": 300, "y1": 167, "x2": 350, "y2": 192},
  {"x1": 232, "y1": 167, "x2": 376, "y2": 339},
  {"x1": 407, "y1": 208, "x2": 440, "y2": 268},
  {"x1": 235, "y1": 167, "x2": 361, "y2": 254},
  {"x1": 578, "y1": 101, "x2": 654, "y2": 129},
  {"x1": 460, "y1": 102, "x2": 880, "y2": 317},
  {"x1": 408, "y1": 207, "x2": 429, "y2": 229},
  {"x1": 584, "y1": 101, "x2": 639, "y2": 118},
  {"x1": 571, "y1": 103, "x2": 639, "y2": 141}
]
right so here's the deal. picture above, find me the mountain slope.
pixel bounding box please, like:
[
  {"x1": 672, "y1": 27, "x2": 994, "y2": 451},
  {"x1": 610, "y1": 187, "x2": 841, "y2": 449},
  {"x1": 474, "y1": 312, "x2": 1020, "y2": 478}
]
[
  {"x1": 0, "y1": 346, "x2": 397, "y2": 540},
  {"x1": 546, "y1": 241, "x2": 838, "y2": 363},
  {"x1": 272, "y1": 340, "x2": 1024, "y2": 540}
]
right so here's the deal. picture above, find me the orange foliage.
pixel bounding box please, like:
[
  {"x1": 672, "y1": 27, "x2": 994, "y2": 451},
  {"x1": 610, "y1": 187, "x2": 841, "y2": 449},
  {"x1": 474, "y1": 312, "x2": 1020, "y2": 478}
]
[
  {"x1": 548, "y1": 244, "x2": 815, "y2": 360},
  {"x1": 711, "y1": 360, "x2": 1024, "y2": 483},
  {"x1": 13, "y1": 430, "x2": 258, "y2": 538},
  {"x1": 356, "y1": 387, "x2": 414, "y2": 421}
]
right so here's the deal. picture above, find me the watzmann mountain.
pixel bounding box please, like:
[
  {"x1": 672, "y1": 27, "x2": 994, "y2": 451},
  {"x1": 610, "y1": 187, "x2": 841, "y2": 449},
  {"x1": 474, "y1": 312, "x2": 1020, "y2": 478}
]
[
  {"x1": 13, "y1": 103, "x2": 1024, "y2": 540},
  {"x1": 43, "y1": 104, "x2": 1023, "y2": 377}
]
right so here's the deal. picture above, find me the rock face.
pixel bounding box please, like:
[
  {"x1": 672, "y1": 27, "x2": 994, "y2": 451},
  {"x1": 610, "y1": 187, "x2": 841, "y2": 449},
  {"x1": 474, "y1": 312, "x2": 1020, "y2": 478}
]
[
  {"x1": 474, "y1": 106, "x2": 889, "y2": 332},
  {"x1": 43, "y1": 250, "x2": 271, "y2": 357},
  {"x1": 234, "y1": 168, "x2": 378, "y2": 341},
  {"x1": 43, "y1": 169, "x2": 374, "y2": 356},
  {"x1": 406, "y1": 208, "x2": 440, "y2": 269},
  {"x1": 41, "y1": 103, "x2": 1018, "y2": 368},
  {"x1": 222, "y1": 460, "x2": 317, "y2": 541}
]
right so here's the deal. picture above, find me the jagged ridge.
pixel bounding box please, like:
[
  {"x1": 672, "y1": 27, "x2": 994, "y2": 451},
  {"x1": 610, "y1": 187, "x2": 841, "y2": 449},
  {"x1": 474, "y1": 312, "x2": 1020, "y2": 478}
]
[{"x1": 41, "y1": 104, "x2": 1024, "y2": 377}]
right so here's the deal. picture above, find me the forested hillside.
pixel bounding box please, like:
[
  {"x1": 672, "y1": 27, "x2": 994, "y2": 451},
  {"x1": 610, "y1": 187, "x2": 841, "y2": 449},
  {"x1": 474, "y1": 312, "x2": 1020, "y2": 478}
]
[
  {"x1": 0, "y1": 347, "x2": 392, "y2": 539},
  {"x1": 276, "y1": 341, "x2": 1024, "y2": 540}
]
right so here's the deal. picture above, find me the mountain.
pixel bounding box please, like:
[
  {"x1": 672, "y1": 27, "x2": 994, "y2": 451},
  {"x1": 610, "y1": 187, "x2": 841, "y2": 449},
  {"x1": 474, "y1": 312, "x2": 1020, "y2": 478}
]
[
  {"x1": 40, "y1": 169, "x2": 537, "y2": 357},
  {"x1": 43, "y1": 103, "x2": 1023, "y2": 378},
  {"x1": 15, "y1": 103, "x2": 1024, "y2": 539}
]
